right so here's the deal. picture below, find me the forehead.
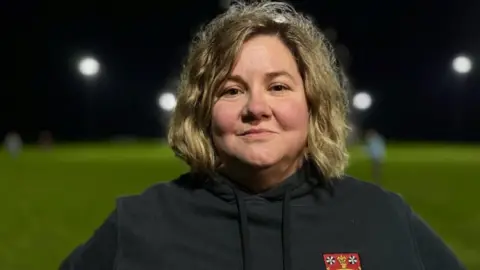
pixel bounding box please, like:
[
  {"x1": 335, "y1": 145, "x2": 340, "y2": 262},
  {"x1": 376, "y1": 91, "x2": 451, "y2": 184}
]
[{"x1": 231, "y1": 35, "x2": 299, "y2": 76}]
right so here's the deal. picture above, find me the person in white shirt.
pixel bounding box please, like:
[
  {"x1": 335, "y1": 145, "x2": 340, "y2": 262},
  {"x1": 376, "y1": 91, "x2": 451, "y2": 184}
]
[
  {"x1": 4, "y1": 131, "x2": 23, "y2": 158},
  {"x1": 365, "y1": 129, "x2": 386, "y2": 185}
]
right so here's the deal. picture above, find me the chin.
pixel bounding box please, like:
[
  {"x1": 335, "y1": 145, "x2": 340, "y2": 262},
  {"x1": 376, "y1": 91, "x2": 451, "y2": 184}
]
[{"x1": 240, "y1": 152, "x2": 280, "y2": 168}]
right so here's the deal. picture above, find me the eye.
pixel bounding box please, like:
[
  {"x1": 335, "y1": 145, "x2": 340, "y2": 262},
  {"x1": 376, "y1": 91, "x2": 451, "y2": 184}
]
[
  {"x1": 221, "y1": 88, "x2": 242, "y2": 97},
  {"x1": 270, "y1": 84, "x2": 289, "y2": 92}
]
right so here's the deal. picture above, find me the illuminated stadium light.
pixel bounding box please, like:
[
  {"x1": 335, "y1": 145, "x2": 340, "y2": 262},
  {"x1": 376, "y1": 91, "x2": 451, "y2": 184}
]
[
  {"x1": 353, "y1": 92, "x2": 372, "y2": 111},
  {"x1": 158, "y1": 92, "x2": 177, "y2": 112},
  {"x1": 452, "y1": 55, "x2": 472, "y2": 74},
  {"x1": 78, "y1": 57, "x2": 100, "y2": 77}
]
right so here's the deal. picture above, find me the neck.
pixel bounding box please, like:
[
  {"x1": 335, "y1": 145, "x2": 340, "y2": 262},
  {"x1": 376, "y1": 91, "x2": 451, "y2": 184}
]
[{"x1": 220, "y1": 158, "x2": 304, "y2": 193}]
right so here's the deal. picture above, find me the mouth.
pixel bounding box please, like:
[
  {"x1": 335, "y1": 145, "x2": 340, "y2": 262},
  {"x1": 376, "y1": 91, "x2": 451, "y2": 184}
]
[{"x1": 239, "y1": 129, "x2": 275, "y2": 137}]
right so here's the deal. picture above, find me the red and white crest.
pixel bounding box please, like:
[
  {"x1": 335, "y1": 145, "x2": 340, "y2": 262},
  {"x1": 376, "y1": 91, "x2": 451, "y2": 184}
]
[{"x1": 323, "y1": 253, "x2": 362, "y2": 270}]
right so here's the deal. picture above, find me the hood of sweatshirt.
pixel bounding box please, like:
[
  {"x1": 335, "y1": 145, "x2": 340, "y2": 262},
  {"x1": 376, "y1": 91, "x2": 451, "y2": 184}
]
[{"x1": 202, "y1": 160, "x2": 333, "y2": 270}]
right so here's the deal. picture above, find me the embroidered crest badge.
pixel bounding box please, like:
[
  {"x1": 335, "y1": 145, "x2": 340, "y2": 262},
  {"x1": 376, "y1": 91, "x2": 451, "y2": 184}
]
[{"x1": 323, "y1": 253, "x2": 362, "y2": 270}]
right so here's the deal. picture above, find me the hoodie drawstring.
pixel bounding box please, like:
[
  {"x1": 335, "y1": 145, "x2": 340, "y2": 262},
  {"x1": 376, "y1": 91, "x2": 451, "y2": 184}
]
[
  {"x1": 233, "y1": 189, "x2": 292, "y2": 270},
  {"x1": 282, "y1": 189, "x2": 292, "y2": 270},
  {"x1": 234, "y1": 190, "x2": 252, "y2": 270}
]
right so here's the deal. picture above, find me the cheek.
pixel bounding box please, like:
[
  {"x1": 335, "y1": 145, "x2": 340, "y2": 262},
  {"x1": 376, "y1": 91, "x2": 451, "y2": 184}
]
[
  {"x1": 211, "y1": 102, "x2": 241, "y2": 136},
  {"x1": 275, "y1": 99, "x2": 309, "y2": 131}
]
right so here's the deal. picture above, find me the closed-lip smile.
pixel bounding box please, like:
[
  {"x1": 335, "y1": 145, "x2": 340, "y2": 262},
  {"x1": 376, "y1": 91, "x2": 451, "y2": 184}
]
[{"x1": 239, "y1": 128, "x2": 275, "y2": 136}]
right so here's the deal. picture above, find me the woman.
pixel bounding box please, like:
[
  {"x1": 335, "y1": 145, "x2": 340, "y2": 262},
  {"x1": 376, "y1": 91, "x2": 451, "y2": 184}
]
[{"x1": 61, "y1": 2, "x2": 465, "y2": 270}]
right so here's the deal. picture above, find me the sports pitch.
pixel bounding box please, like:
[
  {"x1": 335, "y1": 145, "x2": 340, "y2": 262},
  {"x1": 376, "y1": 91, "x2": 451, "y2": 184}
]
[{"x1": 0, "y1": 142, "x2": 479, "y2": 269}]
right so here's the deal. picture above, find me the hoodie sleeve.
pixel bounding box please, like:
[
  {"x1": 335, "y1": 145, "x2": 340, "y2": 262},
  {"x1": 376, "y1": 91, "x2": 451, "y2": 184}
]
[
  {"x1": 59, "y1": 211, "x2": 118, "y2": 270},
  {"x1": 408, "y1": 205, "x2": 466, "y2": 269}
]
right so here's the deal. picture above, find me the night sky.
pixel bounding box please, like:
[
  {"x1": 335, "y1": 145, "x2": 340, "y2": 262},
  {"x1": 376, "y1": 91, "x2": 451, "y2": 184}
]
[{"x1": 5, "y1": 0, "x2": 480, "y2": 143}]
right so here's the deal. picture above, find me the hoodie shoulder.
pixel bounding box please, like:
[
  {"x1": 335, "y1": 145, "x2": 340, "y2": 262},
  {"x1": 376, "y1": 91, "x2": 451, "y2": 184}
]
[
  {"x1": 59, "y1": 173, "x2": 198, "y2": 270},
  {"x1": 334, "y1": 175, "x2": 465, "y2": 270},
  {"x1": 60, "y1": 211, "x2": 118, "y2": 270},
  {"x1": 331, "y1": 175, "x2": 407, "y2": 212},
  {"x1": 116, "y1": 172, "x2": 198, "y2": 216}
]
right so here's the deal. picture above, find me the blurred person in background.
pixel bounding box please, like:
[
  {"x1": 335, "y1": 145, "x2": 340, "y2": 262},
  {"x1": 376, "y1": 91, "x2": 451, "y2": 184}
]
[
  {"x1": 4, "y1": 130, "x2": 23, "y2": 158},
  {"x1": 60, "y1": 1, "x2": 465, "y2": 270},
  {"x1": 364, "y1": 129, "x2": 386, "y2": 185},
  {"x1": 346, "y1": 124, "x2": 359, "y2": 147}
]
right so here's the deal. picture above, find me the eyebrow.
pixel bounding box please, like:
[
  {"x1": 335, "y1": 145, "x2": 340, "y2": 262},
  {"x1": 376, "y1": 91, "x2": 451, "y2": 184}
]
[
  {"x1": 264, "y1": 70, "x2": 295, "y2": 82},
  {"x1": 225, "y1": 70, "x2": 296, "y2": 85}
]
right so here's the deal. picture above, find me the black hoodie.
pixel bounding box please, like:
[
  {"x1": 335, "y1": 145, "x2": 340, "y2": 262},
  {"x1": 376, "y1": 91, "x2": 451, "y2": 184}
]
[{"x1": 60, "y1": 163, "x2": 465, "y2": 270}]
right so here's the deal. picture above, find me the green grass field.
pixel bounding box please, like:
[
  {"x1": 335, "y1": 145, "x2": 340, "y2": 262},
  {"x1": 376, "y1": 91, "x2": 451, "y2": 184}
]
[{"x1": 0, "y1": 142, "x2": 479, "y2": 269}]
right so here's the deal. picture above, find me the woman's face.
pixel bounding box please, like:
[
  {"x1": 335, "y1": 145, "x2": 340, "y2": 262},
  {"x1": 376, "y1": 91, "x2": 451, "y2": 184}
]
[{"x1": 211, "y1": 35, "x2": 309, "y2": 169}]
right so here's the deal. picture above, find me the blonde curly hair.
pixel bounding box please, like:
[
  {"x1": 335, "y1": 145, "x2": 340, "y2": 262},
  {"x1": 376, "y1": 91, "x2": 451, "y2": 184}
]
[{"x1": 168, "y1": 0, "x2": 350, "y2": 179}]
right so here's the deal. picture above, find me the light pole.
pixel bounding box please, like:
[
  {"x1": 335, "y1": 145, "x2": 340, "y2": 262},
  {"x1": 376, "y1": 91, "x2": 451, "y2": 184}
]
[
  {"x1": 77, "y1": 56, "x2": 101, "y2": 140},
  {"x1": 157, "y1": 92, "x2": 177, "y2": 138},
  {"x1": 349, "y1": 91, "x2": 373, "y2": 145},
  {"x1": 451, "y1": 54, "x2": 473, "y2": 140}
]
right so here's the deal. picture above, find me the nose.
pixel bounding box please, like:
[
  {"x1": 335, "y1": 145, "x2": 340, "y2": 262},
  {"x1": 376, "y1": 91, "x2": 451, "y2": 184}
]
[{"x1": 242, "y1": 90, "x2": 272, "y2": 121}]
